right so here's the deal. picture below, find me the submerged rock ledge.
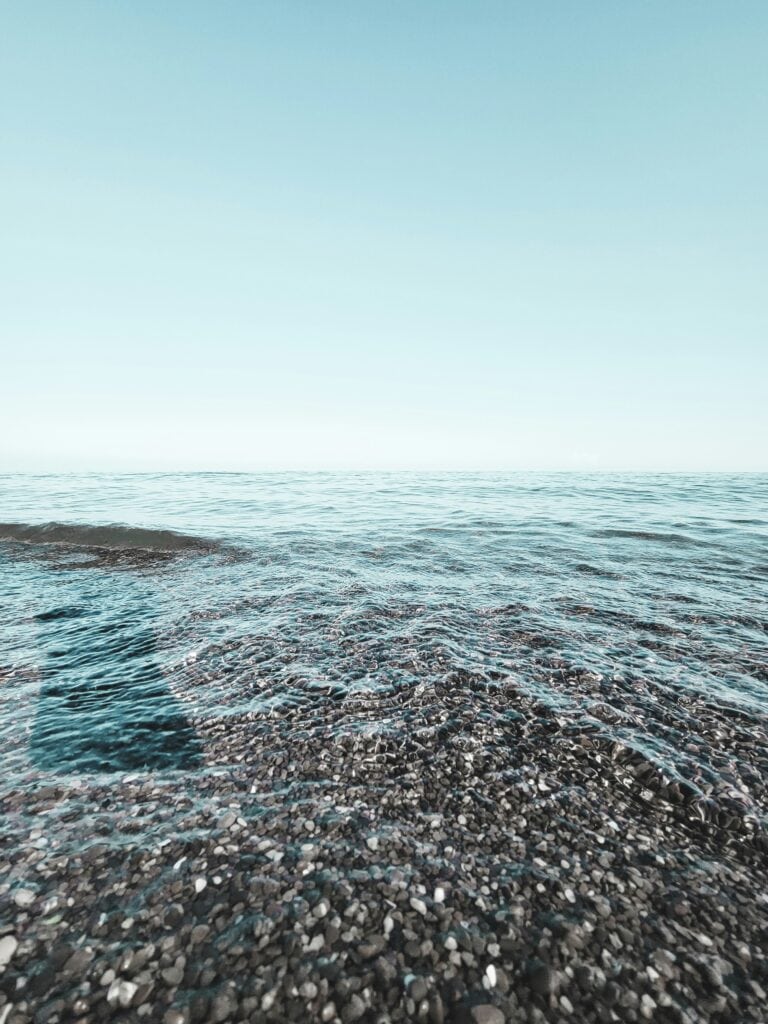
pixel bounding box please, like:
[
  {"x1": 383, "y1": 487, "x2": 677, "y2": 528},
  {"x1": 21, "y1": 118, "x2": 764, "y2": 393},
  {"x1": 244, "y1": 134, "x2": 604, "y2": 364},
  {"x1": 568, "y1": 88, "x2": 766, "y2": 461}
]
[{"x1": 0, "y1": 522, "x2": 217, "y2": 555}]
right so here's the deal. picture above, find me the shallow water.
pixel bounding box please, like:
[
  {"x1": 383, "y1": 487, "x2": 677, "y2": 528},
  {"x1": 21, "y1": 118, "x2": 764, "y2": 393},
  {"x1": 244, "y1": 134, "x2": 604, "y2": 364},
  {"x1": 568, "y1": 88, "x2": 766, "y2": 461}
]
[{"x1": 1, "y1": 472, "x2": 767, "y2": 827}]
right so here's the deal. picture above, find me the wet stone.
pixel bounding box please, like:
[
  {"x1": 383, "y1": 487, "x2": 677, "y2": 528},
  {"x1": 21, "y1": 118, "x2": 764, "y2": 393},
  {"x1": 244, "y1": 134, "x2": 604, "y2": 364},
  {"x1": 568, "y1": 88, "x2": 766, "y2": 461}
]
[
  {"x1": 526, "y1": 960, "x2": 556, "y2": 995},
  {"x1": 0, "y1": 937, "x2": 18, "y2": 968},
  {"x1": 341, "y1": 993, "x2": 366, "y2": 1022},
  {"x1": 358, "y1": 935, "x2": 386, "y2": 959},
  {"x1": 470, "y1": 1005, "x2": 505, "y2": 1024},
  {"x1": 409, "y1": 976, "x2": 428, "y2": 1002},
  {"x1": 210, "y1": 987, "x2": 238, "y2": 1022}
]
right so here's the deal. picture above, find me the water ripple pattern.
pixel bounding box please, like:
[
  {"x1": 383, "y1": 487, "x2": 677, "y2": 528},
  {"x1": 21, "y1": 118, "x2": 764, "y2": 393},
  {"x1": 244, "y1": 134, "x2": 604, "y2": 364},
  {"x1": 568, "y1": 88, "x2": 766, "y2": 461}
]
[
  {"x1": 3, "y1": 472, "x2": 768, "y2": 1022},
  {"x1": 1, "y1": 472, "x2": 766, "y2": 826}
]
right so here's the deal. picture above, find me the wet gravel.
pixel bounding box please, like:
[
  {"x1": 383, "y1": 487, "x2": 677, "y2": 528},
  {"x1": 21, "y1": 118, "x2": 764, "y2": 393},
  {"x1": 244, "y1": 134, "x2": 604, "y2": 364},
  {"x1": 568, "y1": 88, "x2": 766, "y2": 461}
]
[
  {"x1": 1, "y1": 474, "x2": 767, "y2": 1023},
  {"x1": 1, "y1": 673, "x2": 767, "y2": 1024}
]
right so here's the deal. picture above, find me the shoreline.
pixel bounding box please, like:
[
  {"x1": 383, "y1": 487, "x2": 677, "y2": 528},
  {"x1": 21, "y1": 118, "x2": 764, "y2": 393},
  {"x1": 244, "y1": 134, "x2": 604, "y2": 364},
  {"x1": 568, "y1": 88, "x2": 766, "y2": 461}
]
[{"x1": 2, "y1": 678, "x2": 766, "y2": 1024}]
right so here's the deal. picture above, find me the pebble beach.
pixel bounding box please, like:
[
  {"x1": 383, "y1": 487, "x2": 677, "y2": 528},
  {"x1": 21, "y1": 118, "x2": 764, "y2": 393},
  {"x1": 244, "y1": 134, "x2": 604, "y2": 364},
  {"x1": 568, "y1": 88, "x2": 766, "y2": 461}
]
[{"x1": 1, "y1": 473, "x2": 766, "y2": 1023}]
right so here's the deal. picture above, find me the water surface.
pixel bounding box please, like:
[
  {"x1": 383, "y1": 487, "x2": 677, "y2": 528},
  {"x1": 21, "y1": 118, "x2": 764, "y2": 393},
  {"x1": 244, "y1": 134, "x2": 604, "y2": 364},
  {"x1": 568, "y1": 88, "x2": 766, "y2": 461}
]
[{"x1": 1, "y1": 472, "x2": 766, "y2": 830}]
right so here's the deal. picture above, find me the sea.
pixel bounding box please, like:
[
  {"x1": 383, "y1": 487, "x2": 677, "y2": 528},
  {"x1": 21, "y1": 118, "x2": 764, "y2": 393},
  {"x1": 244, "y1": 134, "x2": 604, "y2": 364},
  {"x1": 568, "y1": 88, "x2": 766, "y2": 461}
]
[{"x1": 1, "y1": 472, "x2": 766, "y2": 831}]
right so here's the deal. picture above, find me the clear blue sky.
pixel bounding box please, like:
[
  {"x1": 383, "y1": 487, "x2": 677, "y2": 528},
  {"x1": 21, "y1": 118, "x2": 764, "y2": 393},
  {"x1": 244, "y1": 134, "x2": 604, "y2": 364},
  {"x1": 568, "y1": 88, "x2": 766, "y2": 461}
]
[{"x1": 2, "y1": 2, "x2": 766, "y2": 471}]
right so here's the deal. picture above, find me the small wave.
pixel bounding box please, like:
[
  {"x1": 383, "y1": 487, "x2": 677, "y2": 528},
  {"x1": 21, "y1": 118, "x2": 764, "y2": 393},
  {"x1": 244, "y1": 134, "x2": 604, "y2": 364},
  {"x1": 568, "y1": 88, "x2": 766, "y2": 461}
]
[
  {"x1": 573, "y1": 562, "x2": 623, "y2": 579},
  {"x1": 34, "y1": 605, "x2": 89, "y2": 622},
  {"x1": 593, "y1": 528, "x2": 698, "y2": 545},
  {"x1": 0, "y1": 521, "x2": 217, "y2": 554}
]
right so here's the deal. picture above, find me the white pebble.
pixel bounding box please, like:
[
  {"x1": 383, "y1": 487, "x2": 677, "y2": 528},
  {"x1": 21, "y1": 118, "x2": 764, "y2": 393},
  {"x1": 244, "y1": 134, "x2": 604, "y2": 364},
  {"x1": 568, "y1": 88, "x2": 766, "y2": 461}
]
[
  {"x1": 366, "y1": 836, "x2": 379, "y2": 852},
  {"x1": 641, "y1": 994, "x2": 657, "y2": 1019},
  {"x1": 434, "y1": 886, "x2": 446, "y2": 904},
  {"x1": 13, "y1": 889, "x2": 35, "y2": 908},
  {"x1": 485, "y1": 964, "x2": 497, "y2": 989},
  {"x1": 0, "y1": 935, "x2": 18, "y2": 967},
  {"x1": 107, "y1": 980, "x2": 137, "y2": 1008},
  {"x1": 409, "y1": 897, "x2": 428, "y2": 916},
  {"x1": 194, "y1": 877, "x2": 207, "y2": 893}
]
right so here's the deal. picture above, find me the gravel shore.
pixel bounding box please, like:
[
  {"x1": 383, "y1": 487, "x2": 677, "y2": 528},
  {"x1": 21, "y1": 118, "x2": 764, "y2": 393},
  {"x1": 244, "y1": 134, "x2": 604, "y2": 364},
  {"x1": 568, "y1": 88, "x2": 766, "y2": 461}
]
[{"x1": 2, "y1": 671, "x2": 767, "y2": 1024}]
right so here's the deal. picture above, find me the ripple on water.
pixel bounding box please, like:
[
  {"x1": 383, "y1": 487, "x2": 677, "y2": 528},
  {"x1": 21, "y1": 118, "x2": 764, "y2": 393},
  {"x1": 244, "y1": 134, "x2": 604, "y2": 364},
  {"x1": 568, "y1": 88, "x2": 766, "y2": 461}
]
[{"x1": 0, "y1": 472, "x2": 766, "y2": 841}]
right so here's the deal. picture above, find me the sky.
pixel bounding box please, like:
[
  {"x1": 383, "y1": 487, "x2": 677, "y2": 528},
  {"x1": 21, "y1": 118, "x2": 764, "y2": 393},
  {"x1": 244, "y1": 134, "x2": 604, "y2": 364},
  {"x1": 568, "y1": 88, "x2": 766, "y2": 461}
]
[{"x1": 1, "y1": 1, "x2": 766, "y2": 471}]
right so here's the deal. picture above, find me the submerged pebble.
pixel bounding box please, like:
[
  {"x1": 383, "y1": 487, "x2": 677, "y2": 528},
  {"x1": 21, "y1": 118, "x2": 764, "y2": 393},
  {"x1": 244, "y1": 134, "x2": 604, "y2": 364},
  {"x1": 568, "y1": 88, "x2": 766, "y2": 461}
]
[{"x1": 0, "y1": 474, "x2": 767, "y2": 1022}]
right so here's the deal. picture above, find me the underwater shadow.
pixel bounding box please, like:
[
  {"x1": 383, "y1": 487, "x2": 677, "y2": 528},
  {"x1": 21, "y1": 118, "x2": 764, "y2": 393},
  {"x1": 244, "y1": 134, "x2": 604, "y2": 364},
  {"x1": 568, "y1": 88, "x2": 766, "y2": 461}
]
[{"x1": 30, "y1": 600, "x2": 203, "y2": 773}]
